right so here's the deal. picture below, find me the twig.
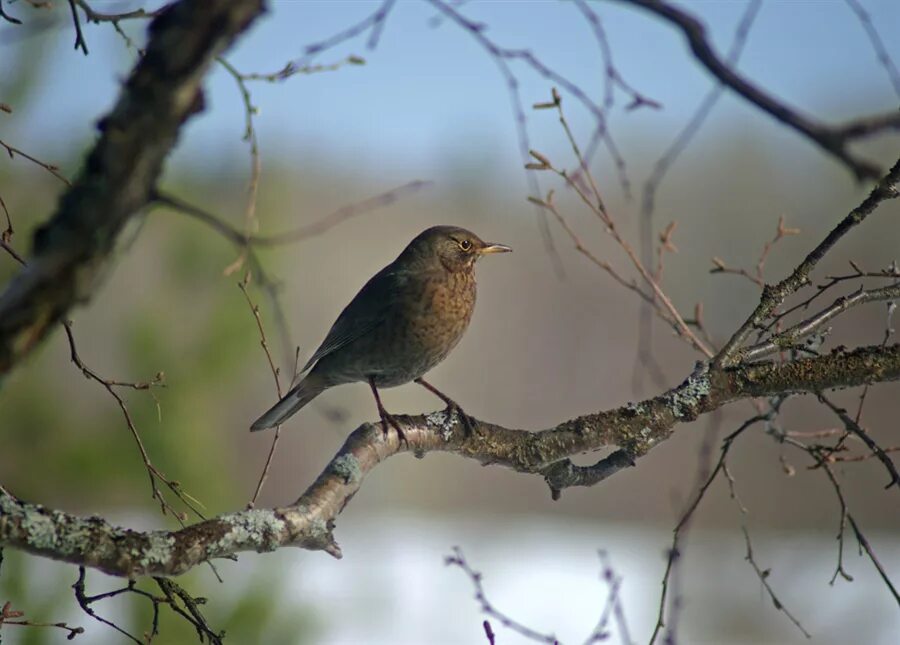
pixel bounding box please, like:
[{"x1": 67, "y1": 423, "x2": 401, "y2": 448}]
[
  {"x1": 73, "y1": 0, "x2": 161, "y2": 23},
  {"x1": 584, "y1": 550, "x2": 633, "y2": 645},
  {"x1": 155, "y1": 578, "x2": 224, "y2": 645},
  {"x1": 715, "y1": 155, "x2": 900, "y2": 366},
  {"x1": 216, "y1": 56, "x2": 262, "y2": 275},
  {"x1": 154, "y1": 180, "x2": 431, "y2": 248},
  {"x1": 621, "y1": 0, "x2": 898, "y2": 180},
  {"x1": 0, "y1": 600, "x2": 84, "y2": 640},
  {"x1": 0, "y1": 138, "x2": 71, "y2": 185},
  {"x1": 818, "y1": 393, "x2": 899, "y2": 489},
  {"x1": 783, "y1": 435, "x2": 900, "y2": 606},
  {"x1": 447, "y1": 547, "x2": 558, "y2": 644},
  {"x1": 66, "y1": 0, "x2": 89, "y2": 54},
  {"x1": 239, "y1": 274, "x2": 284, "y2": 508},
  {"x1": 740, "y1": 526, "x2": 811, "y2": 639},
  {"x1": 635, "y1": 0, "x2": 761, "y2": 393},
  {"x1": 743, "y1": 283, "x2": 900, "y2": 362},
  {"x1": 61, "y1": 321, "x2": 208, "y2": 522},
  {"x1": 528, "y1": 94, "x2": 713, "y2": 357},
  {"x1": 649, "y1": 414, "x2": 766, "y2": 644},
  {"x1": 844, "y1": 0, "x2": 900, "y2": 98},
  {"x1": 0, "y1": 0, "x2": 21, "y2": 24},
  {"x1": 73, "y1": 567, "x2": 142, "y2": 644}
]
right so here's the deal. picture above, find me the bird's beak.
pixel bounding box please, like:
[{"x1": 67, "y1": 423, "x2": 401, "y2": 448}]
[{"x1": 479, "y1": 242, "x2": 512, "y2": 254}]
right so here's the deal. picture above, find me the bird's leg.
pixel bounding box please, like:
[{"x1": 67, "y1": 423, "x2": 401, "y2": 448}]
[
  {"x1": 414, "y1": 377, "x2": 475, "y2": 435},
  {"x1": 368, "y1": 377, "x2": 407, "y2": 444}
]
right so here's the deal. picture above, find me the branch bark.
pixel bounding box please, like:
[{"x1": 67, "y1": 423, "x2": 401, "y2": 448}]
[
  {"x1": 3, "y1": 343, "x2": 899, "y2": 578},
  {"x1": 0, "y1": 0, "x2": 266, "y2": 375}
]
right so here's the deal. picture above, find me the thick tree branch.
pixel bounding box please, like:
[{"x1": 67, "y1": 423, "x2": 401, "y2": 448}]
[
  {"x1": 0, "y1": 0, "x2": 266, "y2": 375},
  {"x1": 2, "y1": 343, "x2": 899, "y2": 578}
]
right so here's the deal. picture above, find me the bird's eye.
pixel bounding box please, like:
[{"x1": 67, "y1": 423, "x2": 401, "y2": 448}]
[{"x1": 458, "y1": 239, "x2": 472, "y2": 252}]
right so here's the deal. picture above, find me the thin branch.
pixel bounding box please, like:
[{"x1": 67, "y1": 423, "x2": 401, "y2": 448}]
[
  {"x1": 447, "y1": 547, "x2": 558, "y2": 644},
  {"x1": 715, "y1": 154, "x2": 900, "y2": 367},
  {"x1": 0, "y1": 601, "x2": 84, "y2": 640},
  {"x1": 649, "y1": 413, "x2": 765, "y2": 645},
  {"x1": 66, "y1": 0, "x2": 89, "y2": 55},
  {"x1": 73, "y1": 567, "x2": 142, "y2": 644},
  {"x1": 620, "y1": 0, "x2": 898, "y2": 180},
  {"x1": 0, "y1": 138, "x2": 71, "y2": 185},
  {"x1": 743, "y1": 283, "x2": 900, "y2": 362},
  {"x1": 0, "y1": 0, "x2": 21, "y2": 25},
  {"x1": 818, "y1": 393, "x2": 899, "y2": 489},
  {"x1": 154, "y1": 180, "x2": 432, "y2": 247},
  {"x1": 73, "y1": 0, "x2": 162, "y2": 23},
  {"x1": 740, "y1": 526, "x2": 811, "y2": 639},
  {"x1": 528, "y1": 95, "x2": 713, "y2": 357},
  {"x1": 844, "y1": 0, "x2": 900, "y2": 98},
  {"x1": 783, "y1": 435, "x2": 900, "y2": 605},
  {"x1": 239, "y1": 274, "x2": 284, "y2": 508}
]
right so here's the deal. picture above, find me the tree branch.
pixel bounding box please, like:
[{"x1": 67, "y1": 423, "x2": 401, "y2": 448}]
[
  {"x1": 716, "y1": 154, "x2": 900, "y2": 367},
  {"x1": 0, "y1": 0, "x2": 267, "y2": 375},
  {"x1": 619, "y1": 0, "x2": 899, "y2": 180},
  {"x1": 3, "y1": 343, "x2": 899, "y2": 578}
]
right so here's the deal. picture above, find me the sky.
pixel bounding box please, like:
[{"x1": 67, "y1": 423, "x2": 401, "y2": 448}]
[{"x1": 2, "y1": 0, "x2": 899, "y2": 190}]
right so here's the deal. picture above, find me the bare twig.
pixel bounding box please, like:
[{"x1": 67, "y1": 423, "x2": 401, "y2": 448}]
[
  {"x1": 649, "y1": 414, "x2": 766, "y2": 644},
  {"x1": 0, "y1": 0, "x2": 22, "y2": 24},
  {"x1": 715, "y1": 155, "x2": 900, "y2": 366},
  {"x1": 621, "y1": 0, "x2": 898, "y2": 180},
  {"x1": 239, "y1": 274, "x2": 284, "y2": 508},
  {"x1": 818, "y1": 393, "x2": 900, "y2": 489},
  {"x1": 584, "y1": 550, "x2": 633, "y2": 645},
  {"x1": 844, "y1": 0, "x2": 900, "y2": 98},
  {"x1": 529, "y1": 94, "x2": 713, "y2": 357},
  {"x1": 740, "y1": 526, "x2": 811, "y2": 639},
  {"x1": 0, "y1": 600, "x2": 84, "y2": 640},
  {"x1": 447, "y1": 547, "x2": 558, "y2": 644},
  {"x1": 154, "y1": 180, "x2": 432, "y2": 248},
  {"x1": 73, "y1": 567, "x2": 142, "y2": 644},
  {"x1": 635, "y1": 0, "x2": 761, "y2": 392},
  {"x1": 66, "y1": 0, "x2": 89, "y2": 54},
  {"x1": 0, "y1": 138, "x2": 71, "y2": 185}
]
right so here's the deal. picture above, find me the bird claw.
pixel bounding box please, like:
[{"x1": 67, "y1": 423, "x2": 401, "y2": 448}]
[
  {"x1": 444, "y1": 402, "x2": 475, "y2": 437},
  {"x1": 379, "y1": 410, "x2": 408, "y2": 446}
]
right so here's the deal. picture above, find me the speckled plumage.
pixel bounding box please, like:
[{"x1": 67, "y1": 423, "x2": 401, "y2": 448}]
[{"x1": 251, "y1": 225, "x2": 510, "y2": 431}]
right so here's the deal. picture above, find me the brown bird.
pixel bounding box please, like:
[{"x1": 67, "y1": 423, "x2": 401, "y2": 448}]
[{"x1": 250, "y1": 225, "x2": 511, "y2": 435}]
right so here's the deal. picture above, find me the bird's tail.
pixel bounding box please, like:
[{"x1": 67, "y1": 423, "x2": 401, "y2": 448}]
[{"x1": 250, "y1": 375, "x2": 325, "y2": 431}]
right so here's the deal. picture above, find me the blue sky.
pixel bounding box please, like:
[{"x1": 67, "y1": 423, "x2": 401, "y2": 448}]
[{"x1": 2, "y1": 0, "x2": 899, "y2": 187}]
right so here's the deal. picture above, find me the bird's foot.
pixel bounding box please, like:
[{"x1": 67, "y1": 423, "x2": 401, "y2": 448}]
[
  {"x1": 378, "y1": 409, "x2": 408, "y2": 446},
  {"x1": 415, "y1": 378, "x2": 475, "y2": 437},
  {"x1": 448, "y1": 403, "x2": 476, "y2": 437}
]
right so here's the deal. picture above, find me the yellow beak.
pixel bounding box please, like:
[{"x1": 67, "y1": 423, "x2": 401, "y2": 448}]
[{"x1": 480, "y1": 243, "x2": 512, "y2": 254}]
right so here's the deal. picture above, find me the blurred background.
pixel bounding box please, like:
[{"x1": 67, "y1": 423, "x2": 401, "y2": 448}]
[{"x1": 2, "y1": 1, "x2": 900, "y2": 643}]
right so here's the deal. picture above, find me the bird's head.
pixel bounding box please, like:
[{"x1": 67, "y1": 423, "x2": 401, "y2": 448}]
[{"x1": 403, "y1": 225, "x2": 512, "y2": 273}]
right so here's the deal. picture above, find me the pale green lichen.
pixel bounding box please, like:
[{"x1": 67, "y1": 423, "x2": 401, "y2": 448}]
[
  {"x1": 624, "y1": 401, "x2": 647, "y2": 416},
  {"x1": 212, "y1": 510, "x2": 286, "y2": 554},
  {"x1": 305, "y1": 517, "x2": 329, "y2": 541},
  {"x1": 139, "y1": 533, "x2": 175, "y2": 569},
  {"x1": 666, "y1": 362, "x2": 711, "y2": 419},
  {"x1": 331, "y1": 454, "x2": 362, "y2": 484},
  {"x1": 426, "y1": 409, "x2": 456, "y2": 439},
  {"x1": 56, "y1": 517, "x2": 96, "y2": 556},
  {"x1": 22, "y1": 513, "x2": 58, "y2": 550}
]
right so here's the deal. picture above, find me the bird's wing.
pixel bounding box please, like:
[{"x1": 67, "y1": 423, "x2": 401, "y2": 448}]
[{"x1": 299, "y1": 264, "x2": 405, "y2": 373}]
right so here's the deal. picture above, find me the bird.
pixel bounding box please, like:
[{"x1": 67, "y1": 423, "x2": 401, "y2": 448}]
[{"x1": 250, "y1": 225, "x2": 511, "y2": 437}]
